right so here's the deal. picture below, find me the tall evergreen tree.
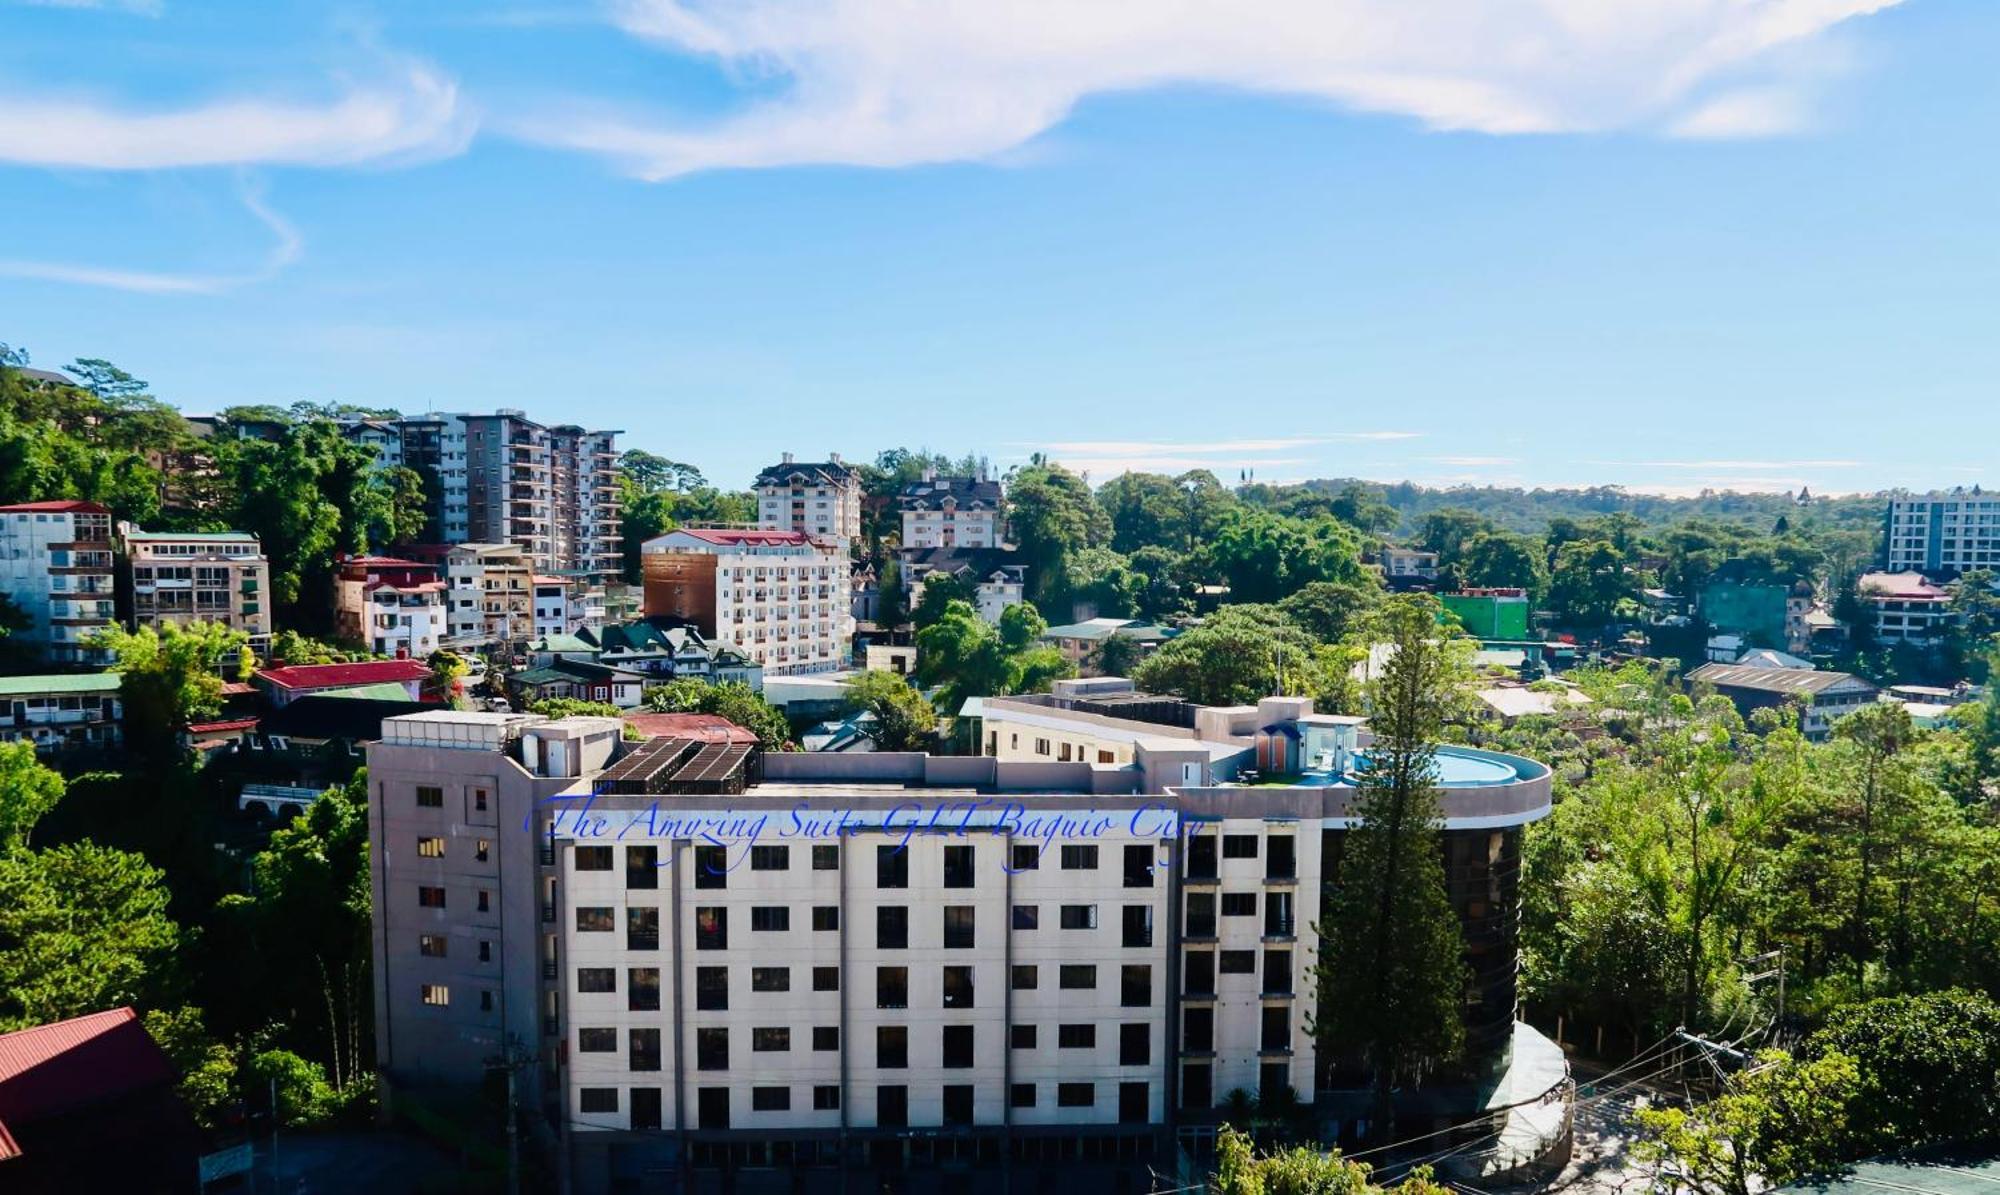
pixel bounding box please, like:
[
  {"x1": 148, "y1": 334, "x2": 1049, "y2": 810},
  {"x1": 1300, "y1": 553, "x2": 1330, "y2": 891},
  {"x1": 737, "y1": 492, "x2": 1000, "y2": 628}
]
[{"x1": 1316, "y1": 594, "x2": 1470, "y2": 1141}]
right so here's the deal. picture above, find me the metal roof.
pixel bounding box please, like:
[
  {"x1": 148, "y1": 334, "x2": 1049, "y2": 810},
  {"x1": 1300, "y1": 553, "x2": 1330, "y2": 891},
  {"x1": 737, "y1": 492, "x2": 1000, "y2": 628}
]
[
  {"x1": 1689, "y1": 662, "x2": 1876, "y2": 696},
  {"x1": 0, "y1": 673, "x2": 121, "y2": 697}
]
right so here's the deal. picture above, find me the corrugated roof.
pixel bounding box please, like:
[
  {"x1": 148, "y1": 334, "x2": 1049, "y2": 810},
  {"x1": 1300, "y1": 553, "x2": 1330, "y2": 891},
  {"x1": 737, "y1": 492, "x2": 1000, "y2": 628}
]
[
  {"x1": 255, "y1": 659, "x2": 431, "y2": 690},
  {"x1": 0, "y1": 499, "x2": 109, "y2": 514},
  {"x1": 0, "y1": 1007, "x2": 176, "y2": 1159},
  {"x1": 1689, "y1": 662, "x2": 1876, "y2": 696},
  {"x1": 655, "y1": 528, "x2": 815, "y2": 547},
  {"x1": 622, "y1": 712, "x2": 758, "y2": 744},
  {"x1": 0, "y1": 673, "x2": 121, "y2": 697},
  {"x1": 122, "y1": 530, "x2": 259, "y2": 543}
]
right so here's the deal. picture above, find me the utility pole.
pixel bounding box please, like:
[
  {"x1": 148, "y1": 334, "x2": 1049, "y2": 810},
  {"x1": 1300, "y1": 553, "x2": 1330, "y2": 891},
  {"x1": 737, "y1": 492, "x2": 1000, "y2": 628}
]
[
  {"x1": 1744, "y1": 946, "x2": 1787, "y2": 1042},
  {"x1": 487, "y1": 1043, "x2": 529, "y2": 1195}
]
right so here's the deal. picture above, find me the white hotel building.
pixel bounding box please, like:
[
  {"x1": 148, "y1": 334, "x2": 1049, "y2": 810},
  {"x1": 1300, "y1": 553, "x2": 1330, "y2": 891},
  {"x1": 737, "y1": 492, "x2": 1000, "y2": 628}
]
[
  {"x1": 641, "y1": 528, "x2": 854, "y2": 676},
  {"x1": 367, "y1": 689, "x2": 1560, "y2": 1194},
  {"x1": 1885, "y1": 490, "x2": 2000, "y2": 575}
]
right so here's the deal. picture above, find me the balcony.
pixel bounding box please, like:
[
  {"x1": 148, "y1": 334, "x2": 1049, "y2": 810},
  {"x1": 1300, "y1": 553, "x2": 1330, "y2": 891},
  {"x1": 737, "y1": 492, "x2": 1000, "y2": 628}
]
[{"x1": 542, "y1": 961, "x2": 558, "y2": 981}]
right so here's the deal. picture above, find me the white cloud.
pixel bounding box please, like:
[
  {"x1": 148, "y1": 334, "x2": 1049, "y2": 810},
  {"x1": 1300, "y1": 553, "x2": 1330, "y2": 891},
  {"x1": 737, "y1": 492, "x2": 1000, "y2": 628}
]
[
  {"x1": 0, "y1": 63, "x2": 470, "y2": 170},
  {"x1": 1629, "y1": 458, "x2": 1864, "y2": 469},
  {"x1": 517, "y1": 0, "x2": 1903, "y2": 177},
  {"x1": 1668, "y1": 86, "x2": 1810, "y2": 138},
  {"x1": 0, "y1": 182, "x2": 301, "y2": 294},
  {"x1": 14, "y1": 0, "x2": 161, "y2": 13},
  {"x1": 1425, "y1": 455, "x2": 1518, "y2": 467}
]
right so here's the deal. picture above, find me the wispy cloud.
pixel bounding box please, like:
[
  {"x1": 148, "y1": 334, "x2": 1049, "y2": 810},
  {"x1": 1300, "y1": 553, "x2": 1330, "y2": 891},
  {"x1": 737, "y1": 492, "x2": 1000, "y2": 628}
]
[
  {"x1": 515, "y1": 0, "x2": 1904, "y2": 178},
  {"x1": 0, "y1": 61, "x2": 470, "y2": 170},
  {"x1": 1040, "y1": 435, "x2": 1414, "y2": 459},
  {"x1": 0, "y1": 181, "x2": 301, "y2": 294},
  {"x1": 13, "y1": 0, "x2": 162, "y2": 13},
  {"x1": 1027, "y1": 434, "x2": 1417, "y2": 479},
  {"x1": 1619, "y1": 458, "x2": 1866, "y2": 470},
  {"x1": 1669, "y1": 86, "x2": 1811, "y2": 139},
  {"x1": 1425, "y1": 455, "x2": 1517, "y2": 467}
]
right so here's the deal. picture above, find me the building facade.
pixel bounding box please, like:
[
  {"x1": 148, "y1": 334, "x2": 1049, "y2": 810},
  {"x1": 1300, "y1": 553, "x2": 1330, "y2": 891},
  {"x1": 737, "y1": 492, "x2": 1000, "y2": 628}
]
[
  {"x1": 335, "y1": 556, "x2": 449, "y2": 658},
  {"x1": 755, "y1": 455, "x2": 862, "y2": 547},
  {"x1": 1885, "y1": 491, "x2": 2000, "y2": 576},
  {"x1": 0, "y1": 673, "x2": 122, "y2": 755},
  {"x1": 1687, "y1": 662, "x2": 1880, "y2": 739},
  {"x1": 1856, "y1": 570, "x2": 1958, "y2": 648},
  {"x1": 898, "y1": 472, "x2": 1004, "y2": 551},
  {"x1": 366, "y1": 701, "x2": 1557, "y2": 1192},
  {"x1": 641, "y1": 529, "x2": 854, "y2": 677},
  {"x1": 121, "y1": 528, "x2": 272, "y2": 649},
  {"x1": 0, "y1": 500, "x2": 116, "y2": 665}
]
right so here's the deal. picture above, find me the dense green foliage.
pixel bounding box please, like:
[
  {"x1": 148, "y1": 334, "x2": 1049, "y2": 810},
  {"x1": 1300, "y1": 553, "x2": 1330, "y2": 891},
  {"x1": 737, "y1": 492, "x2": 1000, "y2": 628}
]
[
  {"x1": 842, "y1": 671, "x2": 939, "y2": 751},
  {"x1": 642, "y1": 678, "x2": 795, "y2": 750},
  {"x1": 912, "y1": 599, "x2": 1073, "y2": 713}
]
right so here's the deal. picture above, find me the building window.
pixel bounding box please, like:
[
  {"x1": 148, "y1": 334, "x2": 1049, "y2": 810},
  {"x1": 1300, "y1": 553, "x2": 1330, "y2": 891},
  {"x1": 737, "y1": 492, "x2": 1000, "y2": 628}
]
[
  {"x1": 943, "y1": 844, "x2": 975, "y2": 888},
  {"x1": 812, "y1": 844, "x2": 840, "y2": 870},
  {"x1": 1009, "y1": 843, "x2": 1040, "y2": 871},
  {"x1": 1185, "y1": 892, "x2": 1216, "y2": 938},
  {"x1": 1010, "y1": 1024, "x2": 1037, "y2": 1050},
  {"x1": 420, "y1": 984, "x2": 449, "y2": 1006},
  {"x1": 1010, "y1": 1083, "x2": 1036, "y2": 1109},
  {"x1": 1122, "y1": 905, "x2": 1154, "y2": 948},
  {"x1": 574, "y1": 906, "x2": 612, "y2": 932},
  {"x1": 479, "y1": 941, "x2": 491, "y2": 962},
  {"x1": 577, "y1": 967, "x2": 616, "y2": 993},
  {"x1": 694, "y1": 845, "x2": 728, "y2": 888},
  {"x1": 750, "y1": 906, "x2": 790, "y2": 932},
  {"x1": 876, "y1": 1086, "x2": 908, "y2": 1128},
  {"x1": 1123, "y1": 844, "x2": 1155, "y2": 887},
  {"x1": 943, "y1": 905, "x2": 975, "y2": 948},
  {"x1": 1182, "y1": 1063, "x2": 1212, "y2": 1110},
  {"x1": 813, "y1": 1026, "x2": 839, "y2": 1051},
  {"x1": 1058, "y1": 964, "x2": 1097, "y2": 990},
  {"x1": 942, "y1": 1084, "x2": 975, "y2": 1126},
  {"x1": 1262, "y1": 1007, "x2": 1290, "y2": 1051},
  {"x1": 418, "y1": 886, "x2": 447, "y2": 909},
  {"x1": 1058, "y1": 1024, "x2": 1096, "y2": 1049},
  {"x1": 876, "y1": 966, "x2": 908, "y2": 1010},
  {"x1": 1119, "y1": 1082, "x2": 1150, "y2": 1124},
  {"x1": 418, "y1": 934, "x2": 447, "y2": 958},
  {"x1": 626, "y1": 907, "x2": 658, "y2": 950},
  {"x1": 1184, "y1": 1007, "x2": 1214, "y2": 1052},
  {"x1": 1120, "y1": 1023, "x2": 1150, "y2": 1066},
  {"x1": 753, "y1": 1027, "x2": 791, "y2": 1052},
  {"x1": 579, "y1": 1088, "x2": 617, "y2": 1115},
  {"x1": 876, "y1": 845, "x2": 908, "y2": 889},
  {"x1": 1012, "y1": 904, "x2": 1038, "y2": 930},
  {"x1": 751, "y1": 1086, "x2": 790, "y2": 1112},
  {"x1": 696, "y1": 1028, "x2": 728, "y2": 1071},
  {"x1": 877, "y1": 1025, "x2": 908, "y2": 1069},
  {"x1": 575, "y1": 845, "x2": 613, "y2": 870},
  {"x1": 629, "y1": 968, "x2": 661, "y2": 1011},
  {"x1": 751, "y1": 845, "x2": 790, "y2": 871},
  {"x1": 813, "y1": 1085, "x2": 840, "y2": 1111},
  {"x1": 942, "y1": 965, "x2": 975, "y2": 1009},
  {"x1": 695, "y1": 907, "x2": 727, "y2": 949},
  {"x1": 1222, "y1": 834, "x2": 1259, "y2": 860},
  {"x1": 1185, "y1": 950, "x2": 1216, "y2": 994},
  {"x1": 877, "y1": 906, "x2": 909, "y2": 949},
  {"x1": 1057, "y1": 1083, "x2": 1094, "y2": 1108},
  {"x1": 1221, "y1": 892, "x2": 1257, "y2": 917},
  {"x1": 1219, "y1": 950, "x2": 1255, "y2": 974},
  {"x1": 417, "y1": 836, "x2": 445, "y2": 858},
  {"x1": 812, "y1": 905, "x2": 839, "y2": 931},
  {"x1": 1266, "y1": 836, "x2": 1297, "y2": 879},
  {"x1": 1122, "y1": 965, "x2": 1152, "y2": 1007},
  {"x1": 942, "y1": 1025, "x2": 975, "y2": 1069},
  {"x1": 626, "y1": 845, "x2": 658, "y2": 889},
  {"x1": 696, "y1": 966, "x2": 728, "y2": 1011},
  {"x1": 630, "y1": 1028, "x2": 662, "y2": 1072},
  {"x1": 630, "y1": 1088, "x2": 662, "y2": 1130},
  {"x1": 1060, "y1": 844, "x2": 1098, "y2": 870},
  {"x1": 1011, "y1": 964, "x2": 1038, "y2": 990},
  {"x1": 578, "y1": 1028, "x2": 617, "y2": 1052},
  {"x1": 416, "y1": 785, "x2": 443, "y2": 808}
]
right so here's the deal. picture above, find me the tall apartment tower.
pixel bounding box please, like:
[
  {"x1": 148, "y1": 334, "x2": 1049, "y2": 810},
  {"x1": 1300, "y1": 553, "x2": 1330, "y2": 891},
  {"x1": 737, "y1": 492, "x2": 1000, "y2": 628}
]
[
  {"x1": 120, "y1": 527, "x2": 273, "y2": 651},
  {"x1": 343, "y1": 412, "x2": 621, "y2": 583},
  {"x1": 0, "y1": 500, "x2": 117, "y2": 665},
  {"x1": 754, "y1": 454, "x2": 862, "y2": 547},
  {"x1": 1885, "y1": 490, "x2": 2000, "y2": 575}
]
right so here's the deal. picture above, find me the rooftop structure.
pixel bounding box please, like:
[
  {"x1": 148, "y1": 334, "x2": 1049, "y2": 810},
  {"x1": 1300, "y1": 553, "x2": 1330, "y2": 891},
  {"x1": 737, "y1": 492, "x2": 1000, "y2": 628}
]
[
  {"x1": 0, "y1": 1007, "x2": 199, "y2": 1189},
  {"x1": 1688, "y1": 662, "x2": 1879, "y2": 738}
]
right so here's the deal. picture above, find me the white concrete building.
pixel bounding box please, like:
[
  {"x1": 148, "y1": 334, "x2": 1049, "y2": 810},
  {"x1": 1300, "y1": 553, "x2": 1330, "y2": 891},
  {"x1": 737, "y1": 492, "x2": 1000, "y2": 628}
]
[
  {"x1": 642, "y1": 529, "x2": 854, "y2": 676},
  {"x1": 121, "y1": 527, "x2": 273, "y2": 650},
  {"x1": 442, "y1": 543, "x2": 536, "y2": 648},
  {"x1": 898, "y1": 472, "x2": 1004, "y2": 551},
  {"x1": 1885, "y1": 491, "x2": 2000, "y2": 575},
  {"x1": 1856, "y1": 570, "x2": 1957, "y2": 647},
  {"x1": 755, "y1": 454, "x2": 862, "y2": 547},
  {"x1": 0, "y1": 672, "x2": 122, "y2": 755},
  {"x1": 0, "y1": 500, "x2": 116, "y2": 665}
]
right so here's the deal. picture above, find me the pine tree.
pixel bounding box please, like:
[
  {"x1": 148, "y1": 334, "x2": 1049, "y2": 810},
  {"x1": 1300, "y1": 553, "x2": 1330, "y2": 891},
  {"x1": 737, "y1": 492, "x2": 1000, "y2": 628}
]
[{"x1": 1316, "y1": 594, "x2": 1470, "y2": 1142}]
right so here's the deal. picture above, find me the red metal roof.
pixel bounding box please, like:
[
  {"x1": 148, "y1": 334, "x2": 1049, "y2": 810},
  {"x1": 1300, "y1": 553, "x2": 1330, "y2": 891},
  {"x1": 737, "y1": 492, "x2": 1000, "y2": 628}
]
[
  {"x1": 255, "y1": 659, "x2": 432, "y2": 690},
  {"x1": 622, "y1": 712, "x2": 760, "y2": 745},
  {"x1": 0, "y1": 499, "x2": 110, "y2": 514},
  {"x1": 186, "y1": 717, "x2": 259, "y2": 734},
  {"x1": 0, "y1": 1008, "x2": 176, "y2": 1160},
  {"x1": 670, "y1": 528, "x2": 814, "y2": 547}
]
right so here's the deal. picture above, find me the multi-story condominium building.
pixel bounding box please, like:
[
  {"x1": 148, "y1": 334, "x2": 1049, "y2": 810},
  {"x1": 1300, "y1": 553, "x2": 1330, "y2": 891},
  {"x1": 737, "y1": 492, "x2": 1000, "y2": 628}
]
[
  {"x1": 755, "y1": 454, "x2": 862, "y2": 547},
  {"x1": 898, "y1": 471, "x2": 1003, "y2": 550},
  {"x1": 534, "y1": 575, "x2": 574, "y2": 640},
  {"x1": 120, "y1": 527, "x2": 272, "y2": 650},
  {"x1": 1855, "y1": 570, "x2": 1958, "y2": 648},
  {"x1": 0, "y1": 500, "x2": 116, "y2": 665},
  {"x1": 0, "y1": 672, "x2": 122, "y2": 755},
  {"x1": 366, "y1": 694, "x2": 1558, "y2": 1192},
  {"x1": 896, "y1": 549, "x2": 1027, "y2": 627},
  {"x1": 425, "y1": 543, "x2": 536, "y2": 649},
  {"x1": 343, "y1": 412, "x2": 621, "y2": 583},
  {"x1": 1687, "y1": 662, "x2": 1880, "y2": 739},
  {"x1": 1885, "y1": 490, "x2": 2000, "y2": 575},
  {"x1": 335, "y1": 557, "x2": 449, "y2": 659},
  {"x1": 641, "y1": 529, "x2": 854, "y2": 676}
]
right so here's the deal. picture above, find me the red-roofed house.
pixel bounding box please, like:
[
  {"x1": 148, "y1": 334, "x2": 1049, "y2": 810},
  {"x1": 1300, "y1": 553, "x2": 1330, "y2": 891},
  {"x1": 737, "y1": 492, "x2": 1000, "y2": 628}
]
[
  {"x1": 640, "y1": 527, "x2": 854, "y2": 677},
  {"x1": 0, "y1": 500, "x2": 116, "y2": 665},
  {"x1": 621, "y1": 711, "x2": 760, "y2": 745},
  {"x1": 0, "y1": 1007, "x2": 200, "y2": 1192},
  {"x1": 334, "y1": 556, "x2": 448, "y2": 657},
  {"x1": 254, "y1": 658, "x2": 434, "y2": 707},
  {"x1": 1857, "y1": 570, "x2": 1959, "y2": 647}
]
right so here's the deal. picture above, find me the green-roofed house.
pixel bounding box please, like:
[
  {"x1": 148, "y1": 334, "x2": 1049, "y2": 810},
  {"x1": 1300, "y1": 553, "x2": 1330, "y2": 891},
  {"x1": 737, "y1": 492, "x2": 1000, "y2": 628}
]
[
  {"x1": 505, "y1": 657, "x2": 649, "y2": 709},
  {"x1": 1040, "y1": 617, "x2": 1181, "y2": 677},
  {"x1": 527, "y1": 618, "x2": 765, "y2": 692},
  {"x1": 121, "y1": 526, "x2": 273, "y2": 651},
  {"x1": 0, "y1": 672, "x2": 123, "y2": 756}
]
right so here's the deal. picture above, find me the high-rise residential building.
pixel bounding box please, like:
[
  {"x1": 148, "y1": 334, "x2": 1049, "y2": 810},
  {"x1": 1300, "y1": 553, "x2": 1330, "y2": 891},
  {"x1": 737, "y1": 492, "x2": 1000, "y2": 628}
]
[
  {"x1": 366, "y1": 694, "x2": 1560, "y2": 1191},
  {"x1": 897, "y1": 469, "x2": 1004, "y2": 550},
  {"x1": 120, "y1": 527, "x2": 273, "y2": 650},
  {"x1": 754, "y1": 453, "x2": 862, "y2": 547},
  {"x1": 1885, "y1": 490, "x2": 2000, "y2": 575},
  {"x1": 641, "y1": 529, "x2": 854, "y2": 676},
  {"x1": 342, "y1": 412, "x2": 621, "y2": 583},
  {"x1": 0, "y1": 500, "x2": 116, "y2": 665},
  {"x1": 439, "y1": 543, "x2": 536, "y2": 648}
]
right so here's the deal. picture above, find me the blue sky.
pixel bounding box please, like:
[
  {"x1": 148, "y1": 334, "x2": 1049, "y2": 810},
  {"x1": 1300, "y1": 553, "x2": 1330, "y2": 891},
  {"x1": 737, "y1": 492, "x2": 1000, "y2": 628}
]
[{"x1": 1, "y1": 0, "x2": 1993, "y2": 496}]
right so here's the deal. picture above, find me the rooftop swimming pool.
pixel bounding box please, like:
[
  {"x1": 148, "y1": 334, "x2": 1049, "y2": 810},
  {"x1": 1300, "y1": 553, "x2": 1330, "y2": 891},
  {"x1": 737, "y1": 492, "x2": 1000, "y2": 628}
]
[{"x1": 1289, "y1": 745, "x2": 1533, "y2": 788}]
